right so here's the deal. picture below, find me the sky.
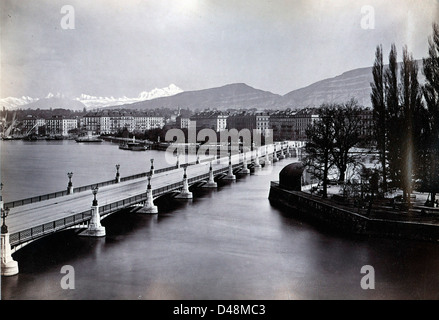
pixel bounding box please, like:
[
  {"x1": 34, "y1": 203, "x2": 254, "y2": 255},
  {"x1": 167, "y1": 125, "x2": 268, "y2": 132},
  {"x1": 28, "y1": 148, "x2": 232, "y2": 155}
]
[{"x1": 1, "y1": 0, "x2": 438, "y2": 98}]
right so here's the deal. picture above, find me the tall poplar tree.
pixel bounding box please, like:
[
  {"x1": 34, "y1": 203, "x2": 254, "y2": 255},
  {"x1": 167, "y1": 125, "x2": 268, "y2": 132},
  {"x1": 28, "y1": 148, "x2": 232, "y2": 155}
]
[
  {"x1": 399, "y1": 46, "x2": 423, "y2": 204},
  {"x1": 370, "y1": 45, "x2": 387, "y2": 193},
  {"x1": 384, "y1": 44, "x2": 401, "y2": 194},
  {"x1": 421, "y1": 23, "x2": 439, "y2": 206}
]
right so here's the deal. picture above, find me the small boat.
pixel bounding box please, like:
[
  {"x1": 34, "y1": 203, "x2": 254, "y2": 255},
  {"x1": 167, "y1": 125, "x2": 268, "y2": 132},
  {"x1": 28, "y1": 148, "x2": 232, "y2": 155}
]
[
  {"x1": 75, "y1": 135, "x2": 103, "y2": 143},
  {"x1": 119, "y1": 142, "x2": 148, "y2": 151}
]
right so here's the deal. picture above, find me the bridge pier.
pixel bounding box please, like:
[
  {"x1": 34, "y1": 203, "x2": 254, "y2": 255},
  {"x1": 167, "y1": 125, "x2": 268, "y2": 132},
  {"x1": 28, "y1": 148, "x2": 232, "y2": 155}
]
[
  {"x1": 253, "y1": 149, "x2": 261, "y2": 169},
  {"x1": 1, "y1": 185, "x2": 19, "y2": 276},
  {"x1": 224, "y1": 154, "x2": 236, "y2": 180},
  {"x1": 272, "y1": 146, "x2": 279, "y2": 162},
  {"x1": 264, "y1": 146, "x2": 271, "y2": 165},
  {"x1": 240, "y1": 152, "x2": 250, "y2": 174},
  {"x1": 203, "y1": 161, "x2": 217, "y2": 188},
  {"x1": 79, "y1": 187, "x2": 106, "y2": 237},
  {"x1": 285, "y1": 145, "x2": 291, "y2": 158},
  {"x1": 138, "y1": 176, "x2": 158, "y2": 214},
  {"x1": 175, "y1": 167, "x2": 193, "y2": 199},
  {"x1": 1, "y1": 232, "x2": 19, "y2": 276},
  {"x1": 279, "y1": 145, "x2": 286, "y2": 159}
]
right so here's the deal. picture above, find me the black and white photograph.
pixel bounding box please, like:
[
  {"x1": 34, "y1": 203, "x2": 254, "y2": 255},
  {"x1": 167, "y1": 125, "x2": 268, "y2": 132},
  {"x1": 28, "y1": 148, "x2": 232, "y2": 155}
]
[{"x1": 1, "y1": 0, "x2": 439, "y2": 307}]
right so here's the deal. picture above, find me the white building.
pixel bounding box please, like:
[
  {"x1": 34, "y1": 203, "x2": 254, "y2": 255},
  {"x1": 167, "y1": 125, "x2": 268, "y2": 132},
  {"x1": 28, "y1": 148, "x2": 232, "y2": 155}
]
[{"x1": 46, "y1": 116, "x2": 78, "y2": 136}]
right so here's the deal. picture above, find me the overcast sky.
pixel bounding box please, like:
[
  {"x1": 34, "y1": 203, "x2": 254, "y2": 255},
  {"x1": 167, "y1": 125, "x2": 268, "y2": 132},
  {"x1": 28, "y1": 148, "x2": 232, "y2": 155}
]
[{"x1": 1, "y1": 0, "x2": 438, "y2": 98}]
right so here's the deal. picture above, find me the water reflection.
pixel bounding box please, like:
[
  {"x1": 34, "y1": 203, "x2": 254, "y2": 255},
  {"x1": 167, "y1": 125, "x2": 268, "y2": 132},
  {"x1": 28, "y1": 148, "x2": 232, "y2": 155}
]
[{"x1": 2, "y1": 142, "x2": 439, "y2": 299}]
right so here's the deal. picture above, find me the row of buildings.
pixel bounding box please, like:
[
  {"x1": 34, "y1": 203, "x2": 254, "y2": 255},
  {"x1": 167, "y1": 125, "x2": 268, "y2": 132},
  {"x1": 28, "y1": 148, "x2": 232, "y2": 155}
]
[
  {"x1": 22, "y1": 107, "x2": 373, "y2": 141},
  {"x1": 23, "y1": 110, "x2": 166, "y2": 136},
  {"x1": 176, "y1": 108, "x2": 340, "y2": 141}
]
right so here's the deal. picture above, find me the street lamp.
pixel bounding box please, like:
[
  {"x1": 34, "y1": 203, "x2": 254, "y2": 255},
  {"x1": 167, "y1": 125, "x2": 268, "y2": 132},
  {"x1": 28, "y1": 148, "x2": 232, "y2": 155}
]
[
  {"x1": 147, "y1": 175, "x2": 151, "y2": 190},
  {"x1": 1, "y1": 207, "x2": 10, "y2": 234},
  {"x1": 92, "y1": 186, "x2": 99, "y2": 206},
  {"x1": 67, "y1": 172, "x2": 73, "y2": 188},
  {"x1": 150, "y1": 159, "x2": 154, "y2": 175},
  {"x1": 115, "y1": 164, "x2": 120, "y2": 182}
]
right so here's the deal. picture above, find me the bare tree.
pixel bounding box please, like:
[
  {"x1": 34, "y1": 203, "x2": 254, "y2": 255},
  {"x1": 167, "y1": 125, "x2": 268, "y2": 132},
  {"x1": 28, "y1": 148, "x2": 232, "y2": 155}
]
[
  {"x1": 331, "y1": 99, "x2": 365, "y2": 184},
  {"x1": 303, "y1": 105, "x2": 336, "y2": 198}
]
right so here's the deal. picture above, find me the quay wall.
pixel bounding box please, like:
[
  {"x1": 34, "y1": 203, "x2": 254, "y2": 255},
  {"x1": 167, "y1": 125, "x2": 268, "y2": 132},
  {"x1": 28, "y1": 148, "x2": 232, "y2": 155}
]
[{"x1": 269, "y1": 182, "x2": 439, "y2": 242}]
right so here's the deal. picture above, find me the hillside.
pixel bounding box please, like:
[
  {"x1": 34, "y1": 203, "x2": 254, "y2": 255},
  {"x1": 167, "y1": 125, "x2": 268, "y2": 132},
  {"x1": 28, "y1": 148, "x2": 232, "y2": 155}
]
[{"x1": 106, "y1": 83, "x2": 282, "y2": 111}]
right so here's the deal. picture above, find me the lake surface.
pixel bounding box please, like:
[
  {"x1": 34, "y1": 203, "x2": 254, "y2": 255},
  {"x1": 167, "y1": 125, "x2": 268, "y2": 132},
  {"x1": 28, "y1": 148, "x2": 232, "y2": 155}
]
[{"x1": 1, "y1": 140, "x2": 439, "y2": 300}]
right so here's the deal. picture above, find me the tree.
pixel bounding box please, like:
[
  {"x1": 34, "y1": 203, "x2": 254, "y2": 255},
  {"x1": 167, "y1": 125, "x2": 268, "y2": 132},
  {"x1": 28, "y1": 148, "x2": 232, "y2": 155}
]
[
  {"x1": 303, "y1": 105, "x2": 336, "y2": 198},
  {"x1": 384, "y1": 44, "x2": 402, "y2": 194},
  {"x1": 370, "y1": 44, "x2": 388, "y2": 192},
  {"x1": 331, "y1": 99, "x2": 365, "y2": 183},
  {"x1": 421, "y1": 23, "x2": 439, "y2": 206},
  {"x1": 398, "y1": 46, "x2": 423, "y2": 204}
]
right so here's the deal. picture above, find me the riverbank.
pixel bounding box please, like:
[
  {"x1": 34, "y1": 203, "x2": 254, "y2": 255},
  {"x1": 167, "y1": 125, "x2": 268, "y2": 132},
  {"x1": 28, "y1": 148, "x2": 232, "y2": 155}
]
[{"x1": 269, "y1": 181, "x2": 439, "y2": 242}]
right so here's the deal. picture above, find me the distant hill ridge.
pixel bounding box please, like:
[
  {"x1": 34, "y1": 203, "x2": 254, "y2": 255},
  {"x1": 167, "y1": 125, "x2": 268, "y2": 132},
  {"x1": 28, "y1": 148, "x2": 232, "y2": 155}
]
[
  {"x1": 106, "y1": 60, "x2": 424, "y2": 111},
  {"x1": 5, "y1": 60, "x2": 426, "y2": 111}
]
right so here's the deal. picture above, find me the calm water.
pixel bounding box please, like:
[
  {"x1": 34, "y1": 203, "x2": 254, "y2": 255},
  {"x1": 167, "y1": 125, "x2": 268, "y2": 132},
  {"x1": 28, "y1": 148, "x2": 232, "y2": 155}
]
[{"x1": 1, "y1": 140, "x2": 439, "y2": 300}]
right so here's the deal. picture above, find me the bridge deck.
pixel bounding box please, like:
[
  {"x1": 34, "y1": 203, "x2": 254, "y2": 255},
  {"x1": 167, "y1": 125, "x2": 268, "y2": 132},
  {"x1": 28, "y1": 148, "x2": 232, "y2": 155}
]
[{"x1": 6, "y1": 155, "x2": 229, "y2": 233}]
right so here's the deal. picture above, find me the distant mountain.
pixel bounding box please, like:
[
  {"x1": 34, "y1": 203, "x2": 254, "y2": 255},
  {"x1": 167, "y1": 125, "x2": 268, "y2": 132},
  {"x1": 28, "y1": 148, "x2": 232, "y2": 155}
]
[
  {"x1": 0, "y1": 84, "x2": 183, "y2": 110},
  {"x1": 280, "y1": 60, "x2": 425, "y2": 109},
  {"x1": 17, "y1": 96, "x2": 87, "y2": 111},
  {"x1": 0, "y1": 96, "x2": 39, "y2": 109},
  {"x1": 280, "y1": 67, "x2": 374, "y2": 109},
  {"x1": 75, "y1": 84, "x2": 183, "y2": 109},
  {"x1": 107, "y1": 83, "x2": 282, "y2": 111}
]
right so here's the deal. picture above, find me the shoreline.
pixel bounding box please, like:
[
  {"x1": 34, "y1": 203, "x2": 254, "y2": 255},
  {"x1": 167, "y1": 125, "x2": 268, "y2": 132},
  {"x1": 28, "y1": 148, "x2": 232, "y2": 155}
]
[{"x1": 269, "y1": 181, "x2": 439, "y2": 242}]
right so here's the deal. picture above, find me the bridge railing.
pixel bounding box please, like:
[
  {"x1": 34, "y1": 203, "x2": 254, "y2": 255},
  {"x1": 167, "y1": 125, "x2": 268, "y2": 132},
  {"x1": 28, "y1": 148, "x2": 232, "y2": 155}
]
[
  {"x1": 9, "y1": 210, "x2": 93, "y2": 247},
  {"x1": 3, "y1": 160, "x2": 207, "y2": 209}
]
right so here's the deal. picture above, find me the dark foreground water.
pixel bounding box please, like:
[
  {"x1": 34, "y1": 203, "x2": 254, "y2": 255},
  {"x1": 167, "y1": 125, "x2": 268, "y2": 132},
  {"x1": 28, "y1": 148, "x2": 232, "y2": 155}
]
[{"x1": 1, "y1": 140, "x2": 439, "y2": 299}]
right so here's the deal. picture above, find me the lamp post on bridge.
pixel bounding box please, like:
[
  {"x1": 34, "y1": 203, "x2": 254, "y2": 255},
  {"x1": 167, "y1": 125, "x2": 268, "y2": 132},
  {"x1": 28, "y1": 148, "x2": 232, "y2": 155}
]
[
  {"x1": 79, "y1": 185, "x2": 106, "y2": 237},
  {"x1": 1, "y1": 182, "x2": 19, "y2": 276},
  {"x1": 175, "y1": 166, "x2": 193, "y2": 199},
  {"x1": 67, "y1": 172, "x2": 74, "y2": 194},
  {"x1": 138, "y1": 175, "x2": 158, "y2": 214},
  {"x1": 224, "y1": 151, "x2": 236, "y2": 180},
  {"x1": 150, "y1": 159, "x2": 155, "y2": 175},
  {"x1": 176, "y1": 152, "x2": 180, "y2": 168},
  {"x1": 92, "y1": 186, "x2": 99, "y2": 206},
  {"x1": 1, "y1": 207, "x2": 10, "y2": 234},
  {"x1": 115, "y1": 164, "x2": 121, "y2": 183},
  {"x1": 203, "y1": 161, "x2": 217, "y2": 188}
]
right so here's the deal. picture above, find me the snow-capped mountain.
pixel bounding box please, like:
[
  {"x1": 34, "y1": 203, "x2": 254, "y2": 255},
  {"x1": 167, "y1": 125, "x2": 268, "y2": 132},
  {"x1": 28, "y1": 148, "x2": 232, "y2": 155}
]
[
  {"x1": 0, "y1": 96, "x2": 39, "y2": 109},
  {"x1": 75, "y1": 84, "x2": 184, "y2": 108},
  {"x1": 0, "y1": 84, "x2": 184, "y2": 110}
]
